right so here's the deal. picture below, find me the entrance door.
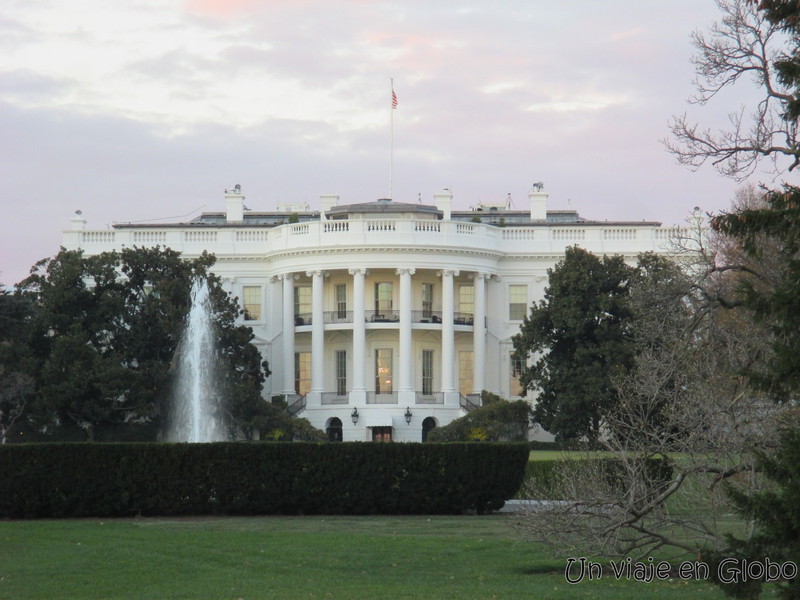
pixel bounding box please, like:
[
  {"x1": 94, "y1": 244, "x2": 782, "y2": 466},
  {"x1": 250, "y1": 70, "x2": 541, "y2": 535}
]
[{"x1": 372, "y1": 426, "x2": 392, "y2": 442}]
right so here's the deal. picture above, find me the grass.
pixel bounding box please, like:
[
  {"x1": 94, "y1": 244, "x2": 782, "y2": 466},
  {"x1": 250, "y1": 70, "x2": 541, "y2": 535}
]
[{"x1": 0, "y1": 515, "x2": 736, "y2": 600}]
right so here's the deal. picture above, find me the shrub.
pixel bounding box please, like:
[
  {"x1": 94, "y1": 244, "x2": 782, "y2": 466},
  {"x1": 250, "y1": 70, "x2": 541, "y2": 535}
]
[
  {"x1": 428, "y1": 399, "x2": 533, "y2": 442},
  {"x1": 0, "y1": 442, "x2": 529, "y2": 518}
]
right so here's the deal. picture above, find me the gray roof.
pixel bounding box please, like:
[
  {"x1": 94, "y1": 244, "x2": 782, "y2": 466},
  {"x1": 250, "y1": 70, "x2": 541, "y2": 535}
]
[{"x1": 326, "y1": 198, "x2": 443, "y2": 218}]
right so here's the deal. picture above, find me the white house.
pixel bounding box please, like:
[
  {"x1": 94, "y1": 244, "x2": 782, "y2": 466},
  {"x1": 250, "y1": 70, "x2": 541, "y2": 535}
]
[{"x1": 62, "y1": 184, "x2": 683, "y2": 442}]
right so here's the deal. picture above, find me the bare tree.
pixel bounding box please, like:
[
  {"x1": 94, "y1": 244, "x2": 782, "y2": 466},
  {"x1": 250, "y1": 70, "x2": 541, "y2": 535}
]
[
  {"x1": 515, "y1": 226, "x2": 785, "y2": 559},
  {"x1": 665, "y1": 0, "x2": 799, "y2": 179}
]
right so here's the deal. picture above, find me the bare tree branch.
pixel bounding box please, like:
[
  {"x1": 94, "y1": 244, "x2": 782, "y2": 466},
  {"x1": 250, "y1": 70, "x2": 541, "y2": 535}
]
[{"x1": 664, "y1": 0, "x2": 800, "y2": 179}]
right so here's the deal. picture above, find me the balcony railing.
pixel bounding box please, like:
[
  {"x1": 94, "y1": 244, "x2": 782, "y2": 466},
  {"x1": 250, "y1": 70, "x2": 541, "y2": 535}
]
[
  {"x1": 415, "y1": 392, "x2": 444, "y2": 405},
  {"x1": 323, "y1": 310, "x2": 353, "y2": 324},
  {"x1": 294, "y1": 313, "x2": 312, "y2": 326},
  {"x1": 412, "y1": 310, "x2": 442, "y2": 323},
  {"x1": 321, "y1": 392, "x2": 349, "y2": 405},
  {"x1": 295, "y1": 310, "x2": 477, "y2": 327},
  {"x1": 453, "y1": 312, "x2": 474, "y2": 325},
  {"x1": 365, "y1": 310, "x2": 399, "y2": 323},
  {"x1": 366, "y1": 391, "x2": 399, "y2": 404}
]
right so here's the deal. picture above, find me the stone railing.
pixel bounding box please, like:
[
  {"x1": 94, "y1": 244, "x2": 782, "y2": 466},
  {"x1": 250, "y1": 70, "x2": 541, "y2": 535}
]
[
  {"x1": 415, "y1": 392, "x2": 444, "y2": 405},
  {"x1": 366, "y1": 392, "x2": 399, "y2": 404},
  {"x1": 64, "y1": 220, "x2": 690, "y2": 258},
  {"x1": 321, "y1": 392, "x2": 349, "y2": 405}
]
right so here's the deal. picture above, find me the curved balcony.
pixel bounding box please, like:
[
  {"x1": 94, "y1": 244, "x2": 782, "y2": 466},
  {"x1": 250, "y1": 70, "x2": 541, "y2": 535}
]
[{"x1": 294, "y1": 310, "x2": 478, "y2": 329}]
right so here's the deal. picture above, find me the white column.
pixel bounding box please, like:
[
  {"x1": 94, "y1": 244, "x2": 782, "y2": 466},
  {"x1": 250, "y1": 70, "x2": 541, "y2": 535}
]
[
  {"x1": 472, "y1": 272, "x2": 487, "y2": 394},
  {"x1": 281, "y1": 273, "x2": 295, "y2": 395},
  {"x1": 308, "y1": 270, "x2": 325, "y2": 397},
  {"x1": 349, "y1": 268, "x2": 367, "y2": 402},
  {"x1": 397, "y1": 268, "x2": 415, "y2": 395},
  {"x1": 441, "y1": 269, "x2": 458, "y2": 396}
]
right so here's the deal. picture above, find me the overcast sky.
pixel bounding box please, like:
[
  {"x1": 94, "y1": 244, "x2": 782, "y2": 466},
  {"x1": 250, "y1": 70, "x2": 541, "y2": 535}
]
[{"x1": 0, "y1": 0, "x2": 769, "y2": 286}]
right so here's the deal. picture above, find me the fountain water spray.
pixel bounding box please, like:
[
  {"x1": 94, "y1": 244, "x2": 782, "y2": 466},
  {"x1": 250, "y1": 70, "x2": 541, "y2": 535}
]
[{"x1": 167, "y1": 278, "x2": 226, "y2": 442}]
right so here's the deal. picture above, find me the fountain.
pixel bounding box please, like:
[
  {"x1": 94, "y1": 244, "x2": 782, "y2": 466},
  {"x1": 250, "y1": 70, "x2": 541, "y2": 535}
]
[{"x1": 167, "y1": 278, "x2": 227, "y2": 442}]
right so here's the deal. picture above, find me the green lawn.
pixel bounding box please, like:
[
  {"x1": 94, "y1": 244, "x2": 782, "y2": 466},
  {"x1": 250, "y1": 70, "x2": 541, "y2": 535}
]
[{"x1": 0, "y1": 515, "x2": 736, "y2": 600}]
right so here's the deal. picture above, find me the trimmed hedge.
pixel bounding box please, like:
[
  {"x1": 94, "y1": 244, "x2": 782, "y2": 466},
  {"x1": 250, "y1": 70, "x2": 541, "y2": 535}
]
[{"x1": 0, "y1": 442, "x2": 529, "y2": 518}]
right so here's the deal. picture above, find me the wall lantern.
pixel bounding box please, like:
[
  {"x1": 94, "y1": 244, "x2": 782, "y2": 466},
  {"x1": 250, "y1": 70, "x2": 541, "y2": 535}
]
[
  {"x1": 351, "y1": 407, "x2": 359, "y2": 424},
  {"x1": 404, "y1": 407, "x2": 413, "y2": 425}
]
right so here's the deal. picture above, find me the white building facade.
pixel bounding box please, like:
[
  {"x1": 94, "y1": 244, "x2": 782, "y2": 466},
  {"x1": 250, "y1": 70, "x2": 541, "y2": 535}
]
[{"x1": 62, "y1": 185, "x2": 682, "y2": 442}]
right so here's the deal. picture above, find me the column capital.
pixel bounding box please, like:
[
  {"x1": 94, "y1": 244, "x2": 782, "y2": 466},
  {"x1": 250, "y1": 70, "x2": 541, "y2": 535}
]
[
  {"x1": 469, "y1": 271, "x2": 492, "y2": 280},
  {"x1": 305, "y1": 270, "x2": 328, "y2": 278},
  {"x1": 277, "y1": 273, "x2": 300, "y2": 281},
  {"x1": 348, "y1": 267, "x2": 368, "y2": 276},
  {"x1": 395, "y1": 267, "x2": 416, "y2": 276},
  {"x1": 438, "y1": 269, "x2": 460, "y2": 278}
]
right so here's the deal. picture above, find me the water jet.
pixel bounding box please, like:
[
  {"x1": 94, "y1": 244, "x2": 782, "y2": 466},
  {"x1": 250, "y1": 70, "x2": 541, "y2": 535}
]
[{"x1": 167, "y1": 278, "x2": 226, "y2": 442}]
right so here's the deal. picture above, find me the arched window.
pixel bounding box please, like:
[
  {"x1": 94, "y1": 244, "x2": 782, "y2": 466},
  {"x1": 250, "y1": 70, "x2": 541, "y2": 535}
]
[
  {"x1": 422, "y1": 417, "x2": 437, "y2": 442},
  {"x1": 326, "y1": 417, "x2": 343, "y2": 442}
]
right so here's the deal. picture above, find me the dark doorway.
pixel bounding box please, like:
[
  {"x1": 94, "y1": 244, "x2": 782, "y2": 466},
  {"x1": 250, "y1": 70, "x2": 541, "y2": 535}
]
[
  {"x1": 422, "y1": 417, "x2": 437, "y2": 442},
  {"x1": 326, "y1": 417, "x2": 343, "y2": 442}
]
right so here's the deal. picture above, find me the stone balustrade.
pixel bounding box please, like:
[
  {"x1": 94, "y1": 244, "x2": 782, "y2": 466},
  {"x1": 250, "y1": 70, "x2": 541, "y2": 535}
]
[{"x1": 65, "y1": 220, "x2": 686, "y2": 258}]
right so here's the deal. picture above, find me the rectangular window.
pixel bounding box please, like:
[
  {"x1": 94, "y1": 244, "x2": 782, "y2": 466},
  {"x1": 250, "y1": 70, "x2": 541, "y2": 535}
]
[
  {"x1": 336, "y1": 350, "x2": 347, "y2": 396},
  {"x1": 294, "y1": 286, "x2": 311, "y2": 323},
  {"x1": 422, "y1": 349, "x2": 434, "y2": 395},
  {"x1": 458, "y1": 350, "x2": 473, "y2": 396},
  {"x1": 335, "y1": 284, "x2": 347, "y2": 319},
  {"x1": 242, "y1": 286, "x2": 261, "y2": 321},
  {"x1": 294, "y1": 351, "x2": 311, "y2": 396},
  {"x1": 458, "y1": 285, "x2": 474, "y2": 315},
  {"x1": 510, "y1": 353, "x2": 525, "y2": 397},
  {"x1": 374, "y1": 282, "x2": 393, "y2": 314},
  {"x1": 375, "y1": 348, "x2": 393, "y2": 394},
  {"x1": 422, "y1": 283, "x2": 433, "y2": 318},
  {"x1": 509, "y1": 284, "x2": 528, "y2": 320}
]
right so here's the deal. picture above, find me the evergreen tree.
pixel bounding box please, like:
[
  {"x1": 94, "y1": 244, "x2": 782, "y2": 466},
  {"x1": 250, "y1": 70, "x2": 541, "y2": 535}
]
[
  {"x1": 15, "y1": 247, "x2": 272, "y2": 440},
  {"x1": 708, "y1": 187, "x2": 800, "y2": 600},
  {"x1": 511, "y1": 246, "x2": 637, "y2": 443},
  {"x1": 0, "y1": 284, "x2": 34, "y2": 443}
]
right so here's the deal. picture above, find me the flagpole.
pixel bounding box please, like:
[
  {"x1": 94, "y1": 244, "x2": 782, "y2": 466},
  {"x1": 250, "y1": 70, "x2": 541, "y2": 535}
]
[{"x1": 390, "y1": 77, "x2": 394, "y2": 200}]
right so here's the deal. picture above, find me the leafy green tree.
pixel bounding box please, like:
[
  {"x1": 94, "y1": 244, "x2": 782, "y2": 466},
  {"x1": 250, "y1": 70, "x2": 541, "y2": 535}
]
[
  {"x1": 0, "y1": 284, "x2": 34, "y2": 443},
  {"x1": 511, "y1": 246, "x2": 637, "y2": 443},
  {"x1": 15, "y1": 247, "x2": 271, "y2": 440}
]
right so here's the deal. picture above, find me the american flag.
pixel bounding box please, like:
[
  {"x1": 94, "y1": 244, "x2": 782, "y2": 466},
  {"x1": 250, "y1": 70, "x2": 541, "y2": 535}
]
[{"x1": 392, "y1": 89, "x2": 398, "y2": 109}]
